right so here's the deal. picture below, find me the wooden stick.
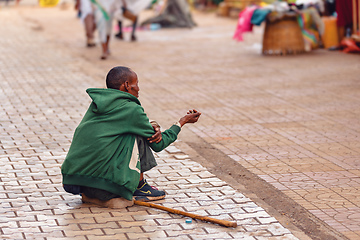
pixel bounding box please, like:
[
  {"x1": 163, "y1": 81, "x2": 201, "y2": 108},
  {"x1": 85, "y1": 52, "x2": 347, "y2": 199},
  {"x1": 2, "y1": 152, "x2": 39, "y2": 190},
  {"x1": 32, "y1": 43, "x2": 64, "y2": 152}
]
[{"x1": 134, "y1": 200, "x2": 237, "y2": 228}]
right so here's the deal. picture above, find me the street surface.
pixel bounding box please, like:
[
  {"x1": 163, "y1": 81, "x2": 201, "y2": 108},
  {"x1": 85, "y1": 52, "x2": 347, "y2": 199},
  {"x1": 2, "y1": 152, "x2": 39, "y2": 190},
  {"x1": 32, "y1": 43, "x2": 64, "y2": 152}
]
[{"x1": 0, "y1": 1, "x2": 359, "y2": 239}]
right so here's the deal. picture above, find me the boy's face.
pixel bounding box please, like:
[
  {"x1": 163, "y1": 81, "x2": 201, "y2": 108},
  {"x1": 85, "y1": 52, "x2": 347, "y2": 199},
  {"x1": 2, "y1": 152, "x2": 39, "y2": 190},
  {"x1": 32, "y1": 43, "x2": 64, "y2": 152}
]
[{"x1": 127, "y1": 72, "x2": 140, "y2": 98}]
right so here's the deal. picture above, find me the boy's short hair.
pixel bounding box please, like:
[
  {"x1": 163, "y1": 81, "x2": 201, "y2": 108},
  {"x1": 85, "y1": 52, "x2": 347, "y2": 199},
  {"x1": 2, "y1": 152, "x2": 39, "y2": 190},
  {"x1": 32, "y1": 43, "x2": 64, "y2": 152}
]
[{"x1": 106, "y1": 66, "x2": 133, "y2": 90}]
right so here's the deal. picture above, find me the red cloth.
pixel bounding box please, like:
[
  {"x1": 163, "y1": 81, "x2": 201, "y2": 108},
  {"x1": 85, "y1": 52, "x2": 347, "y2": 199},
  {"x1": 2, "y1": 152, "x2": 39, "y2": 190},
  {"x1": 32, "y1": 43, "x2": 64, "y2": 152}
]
[
  {"x1": 233, "y1": 6, "x2": 257, "y2": 41},
  {"x1": 336, "y1": 0, "x2": 354, "y2": 27},
  {"x1": 341, "y1": 38, "x2": 360, "y2": 53}
]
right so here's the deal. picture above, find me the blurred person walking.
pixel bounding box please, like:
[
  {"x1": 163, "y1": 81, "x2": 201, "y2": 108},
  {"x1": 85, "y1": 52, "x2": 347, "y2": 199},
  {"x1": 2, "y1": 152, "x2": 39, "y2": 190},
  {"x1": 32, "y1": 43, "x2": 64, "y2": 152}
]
[
  {"x1": 76, "y1": 0, "x2": 97, "y2": 47},
  {"x1": 91, "y1": 0, "x2": 117, "y2": 59},
  {"x1": 114, "y1": 0, "x2": 152, "y2": 41}
]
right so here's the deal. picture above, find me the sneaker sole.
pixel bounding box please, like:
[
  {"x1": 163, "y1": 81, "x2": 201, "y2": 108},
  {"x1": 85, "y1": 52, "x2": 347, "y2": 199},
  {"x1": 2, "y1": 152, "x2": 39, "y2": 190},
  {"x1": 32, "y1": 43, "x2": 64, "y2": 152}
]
[{"x1": 133, "y1": 195, "x2": 165, "y2": 202}]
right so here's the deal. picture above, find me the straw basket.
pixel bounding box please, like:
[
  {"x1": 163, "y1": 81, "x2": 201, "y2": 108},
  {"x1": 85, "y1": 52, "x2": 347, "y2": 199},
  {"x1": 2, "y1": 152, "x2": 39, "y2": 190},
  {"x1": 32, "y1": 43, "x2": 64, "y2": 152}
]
[{"x1": 262, "y1": 15, "x2": 305, "y2": 55}]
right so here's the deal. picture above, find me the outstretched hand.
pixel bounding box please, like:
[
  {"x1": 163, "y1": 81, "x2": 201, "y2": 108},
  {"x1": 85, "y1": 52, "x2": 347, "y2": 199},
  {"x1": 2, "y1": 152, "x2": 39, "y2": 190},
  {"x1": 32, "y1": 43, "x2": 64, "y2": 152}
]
[
  {"x1": 179, "y1": 109, "x2": 201, "y2": 127},
  {"x1": 147, "y1": 109, "x2": 201, "y2": 143}
]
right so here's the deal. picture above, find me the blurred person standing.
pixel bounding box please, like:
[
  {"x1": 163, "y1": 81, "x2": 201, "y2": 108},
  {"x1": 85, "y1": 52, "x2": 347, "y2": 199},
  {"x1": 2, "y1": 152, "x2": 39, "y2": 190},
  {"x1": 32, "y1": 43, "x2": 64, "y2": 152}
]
[
  {"x1": 336, "y1": 0, "x2": 354, "y2": 40},
  {"x1": 75, "y1": 0, "x2": 96, "y2": 47},
  {"x1": 141, "y1": 0, "x2": 196, "y2": 28}
]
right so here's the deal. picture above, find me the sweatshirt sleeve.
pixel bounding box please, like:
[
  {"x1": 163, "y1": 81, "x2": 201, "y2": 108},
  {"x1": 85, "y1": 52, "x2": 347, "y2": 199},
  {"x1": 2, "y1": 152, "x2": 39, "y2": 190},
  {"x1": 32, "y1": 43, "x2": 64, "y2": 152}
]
[
  {"x1": 127, "y1": 103, "x2": 181, "y2": 152},
  {"x1": 149, "y1": 125, "x2": 181, "y2": 152}
]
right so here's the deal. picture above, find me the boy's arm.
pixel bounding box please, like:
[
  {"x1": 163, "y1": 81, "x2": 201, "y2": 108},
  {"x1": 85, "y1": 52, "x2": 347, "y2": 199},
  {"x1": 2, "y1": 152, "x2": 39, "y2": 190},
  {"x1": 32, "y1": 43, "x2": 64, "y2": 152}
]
[
  {"x1": 148, "y1": 109, "x2": 201, "y2": 152},
  {"x1": 148, "y1": 125, "x2": 181, "y2": 152}
]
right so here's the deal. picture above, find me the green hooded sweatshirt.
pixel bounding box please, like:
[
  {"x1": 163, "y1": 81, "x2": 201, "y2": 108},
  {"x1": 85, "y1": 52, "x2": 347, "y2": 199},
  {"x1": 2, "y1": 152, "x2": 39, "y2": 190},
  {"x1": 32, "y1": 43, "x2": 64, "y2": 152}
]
[{"x1": 61, "y1": 88, "x2": 181, "y2": 200}]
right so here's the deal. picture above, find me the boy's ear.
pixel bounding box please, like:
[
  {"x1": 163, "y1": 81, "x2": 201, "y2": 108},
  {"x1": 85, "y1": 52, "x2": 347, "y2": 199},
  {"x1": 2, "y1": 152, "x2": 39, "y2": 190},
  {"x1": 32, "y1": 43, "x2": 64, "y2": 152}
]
[
  {"x1": 123, "y1": 81, "x2": 129, "y2": 92},
  {"x1": 119, "y1": 81, "x2": 128, "y2": 92}
]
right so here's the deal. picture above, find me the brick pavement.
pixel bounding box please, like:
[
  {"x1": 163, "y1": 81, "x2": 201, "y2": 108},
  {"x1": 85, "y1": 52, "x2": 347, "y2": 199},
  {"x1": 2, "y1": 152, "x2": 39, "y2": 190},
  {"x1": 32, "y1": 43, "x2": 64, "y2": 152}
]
[
  {"x1": 1, "y1": 3, "x2": 360, "y2": 240},
  {"x1": 0, "y1": 6, "x2": 305, "y2": 240}
]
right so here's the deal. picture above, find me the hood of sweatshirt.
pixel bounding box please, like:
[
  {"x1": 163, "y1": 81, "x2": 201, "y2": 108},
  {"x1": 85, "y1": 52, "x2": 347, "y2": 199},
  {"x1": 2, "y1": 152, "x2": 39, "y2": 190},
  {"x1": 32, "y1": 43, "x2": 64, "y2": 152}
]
[{"x1": 86, "y1": 88, "x2": 141, "y2": 114}]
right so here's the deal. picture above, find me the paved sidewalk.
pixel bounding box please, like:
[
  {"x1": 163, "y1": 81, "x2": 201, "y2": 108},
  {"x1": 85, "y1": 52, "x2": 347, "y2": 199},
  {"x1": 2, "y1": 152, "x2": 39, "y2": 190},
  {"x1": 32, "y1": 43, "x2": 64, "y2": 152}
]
[
  {"x1": 1, "y1": 4, "x2": 360, "y2": 240},
  {"x1": 0, "y1": 7, "x2": 305, "y2": 240}
]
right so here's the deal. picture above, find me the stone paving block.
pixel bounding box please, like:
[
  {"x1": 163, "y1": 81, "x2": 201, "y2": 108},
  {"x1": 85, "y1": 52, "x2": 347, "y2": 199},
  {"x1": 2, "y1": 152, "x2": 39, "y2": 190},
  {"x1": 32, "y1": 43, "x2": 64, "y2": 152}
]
[
  {"x1": 126, "y1": 230, "x2": 168, "y2": 239},
  {"x1": 228, "y1": 233, "x2": 257, "y2": 240},
  {"x1": 4, "y1": 226, "x2": 42, "y2": 236},
  {"x1": 165, "y1": 228, "x2": 208, "y2": 237},
  {"x1": 64, "y1": 228, "x2": 103, "y2": 237},
  {"x1": 119, "y1": 219, "x2": 157, "y2": 228},
  {"x1": 182, "y1": 192, "x2": 214, "y2": 200},
  {"x1": 174, "y1": 154, "x2": 190, "y2": 160},
  {"x1": 256, "y1": 235, "x2": 299, "y2": 240},
  {"x1": 79, "y1": 221, "x2": 119, "y2": 230},
  {"x1": 231, "y1": 211, "x2": 272, "y2": 220},
  {"x1": 198, "y1": 199, "x2": 232, "y2": 207},
  {"x1": 343, "y1": 231, "x2": 360, "y2": 240},
  {"x1": 142, "y1": 223, "x2": 183, "y2": 232},
  {"x1": 206, "y1": 208, "x2": 244, "y2": 217},
  {"x1": 236, "y1": 217, "x2": 262, "y2": 226},
  {"x1": 165, "y1": 146, "x2": 182, "y2": 154},
  {"x1": 0, "y1": 232, "x2": 24, "y2": 239},
  {"x1": 47, "y1": 236, "x2": 87, "y2": 240},
  {"x1": 86, "y1": 234, "x2": 127, "y2": 240},
  {"x1": 267, "y1": 222, "x2": 292, "y2": 235},
  {"x1": 256, "y1": 216, "x2": 278, "y2": 224}
]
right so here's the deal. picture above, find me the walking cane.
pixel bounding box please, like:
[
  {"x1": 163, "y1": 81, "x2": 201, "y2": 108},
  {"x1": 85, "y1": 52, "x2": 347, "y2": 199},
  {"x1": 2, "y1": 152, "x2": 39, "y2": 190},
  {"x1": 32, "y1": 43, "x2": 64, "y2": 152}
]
[{"x1": 134, "y1": 200, "x2": 237, "y2": 228}]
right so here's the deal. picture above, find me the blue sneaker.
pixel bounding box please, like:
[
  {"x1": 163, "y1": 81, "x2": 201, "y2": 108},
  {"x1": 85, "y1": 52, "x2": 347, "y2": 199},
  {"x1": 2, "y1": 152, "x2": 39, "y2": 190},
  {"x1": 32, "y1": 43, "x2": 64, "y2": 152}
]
[{"x1": 133, "y1": 180, "x2": 165, "y2": 202}]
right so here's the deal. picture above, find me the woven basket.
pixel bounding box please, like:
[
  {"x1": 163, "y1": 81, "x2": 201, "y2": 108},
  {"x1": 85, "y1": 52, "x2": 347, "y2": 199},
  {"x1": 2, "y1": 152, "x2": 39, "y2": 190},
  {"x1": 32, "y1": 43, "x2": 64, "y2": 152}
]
[{"x1": 262, "y1": 15, "x2": 305, "y2": 55}]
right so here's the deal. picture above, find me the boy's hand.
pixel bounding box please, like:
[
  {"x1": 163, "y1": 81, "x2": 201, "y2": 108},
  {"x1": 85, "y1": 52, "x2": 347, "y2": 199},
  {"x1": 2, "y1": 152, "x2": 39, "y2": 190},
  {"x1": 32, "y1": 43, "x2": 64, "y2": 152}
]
[
  {"x1": 148, "y1": 125, "x2": 162, "y2": 143},
  {"x1": 179, "y1": 109, "x2": 201, "y2": 127}
]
